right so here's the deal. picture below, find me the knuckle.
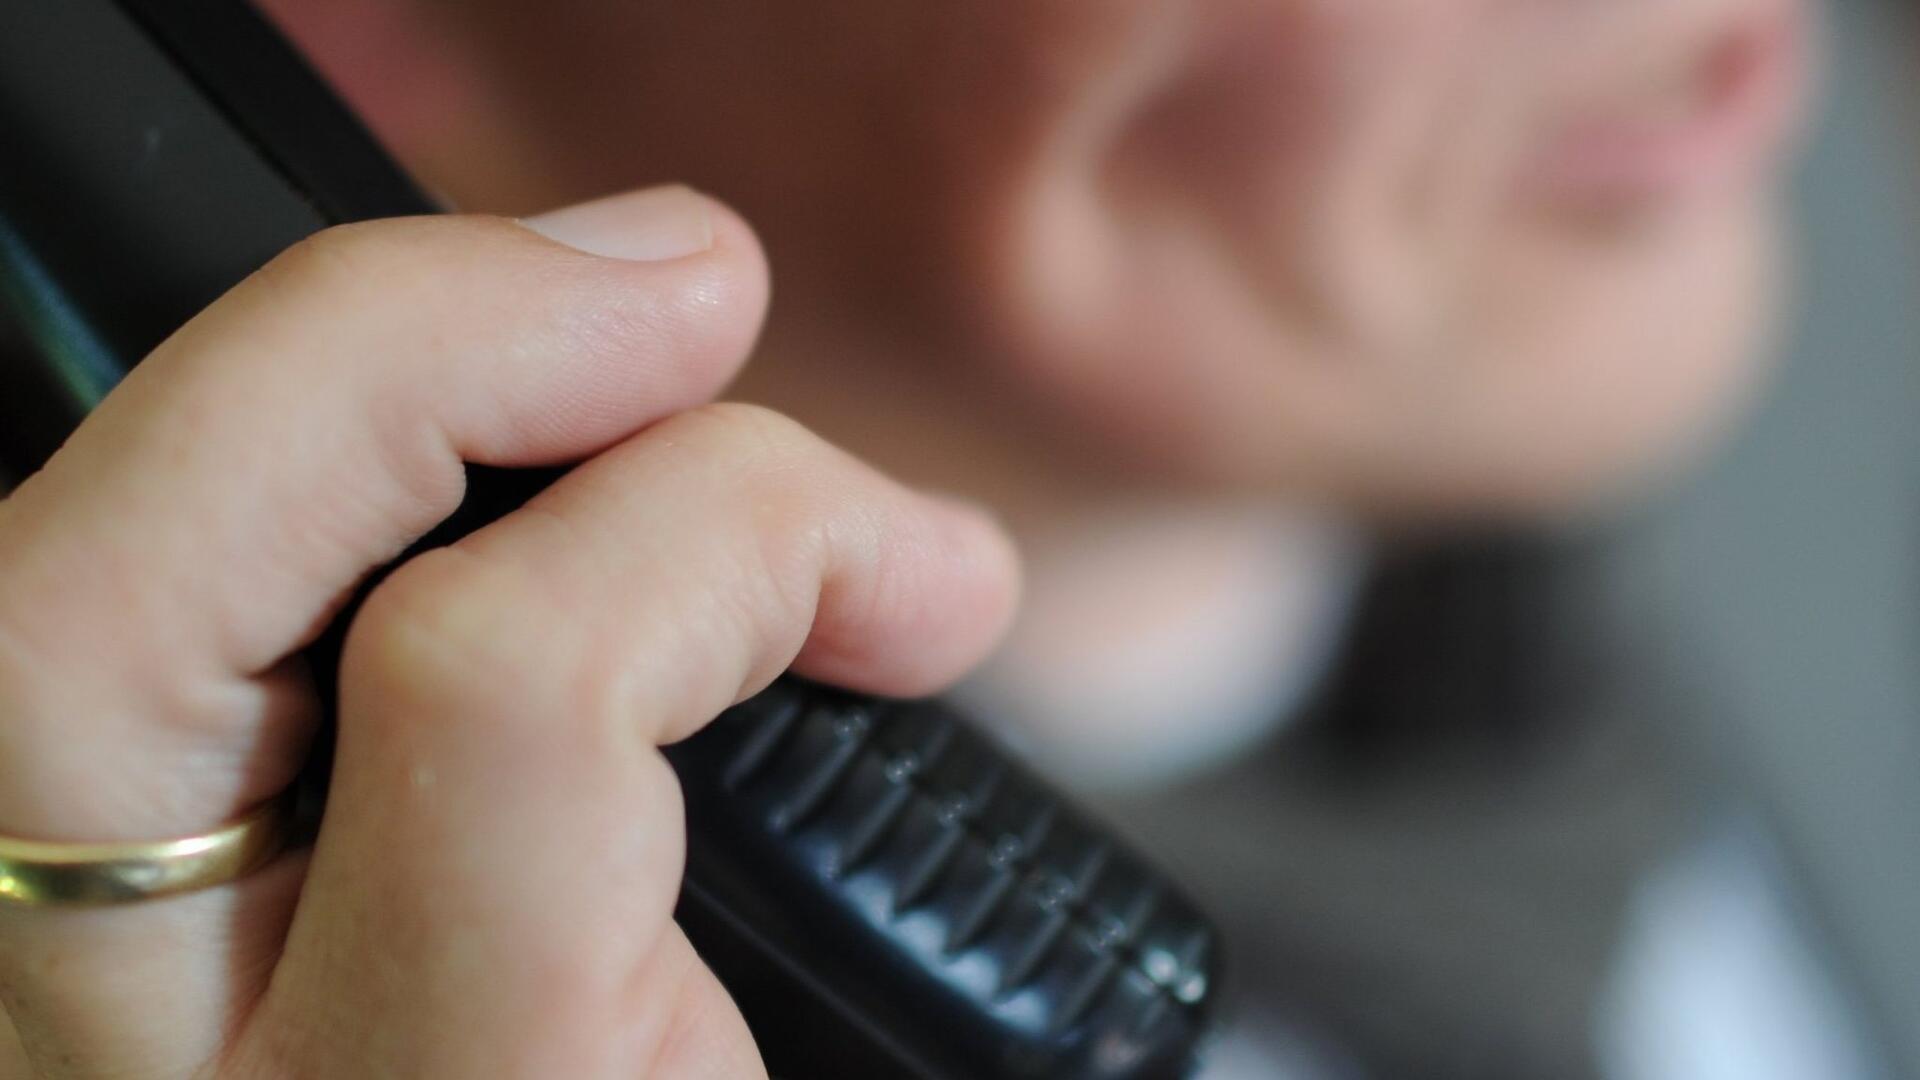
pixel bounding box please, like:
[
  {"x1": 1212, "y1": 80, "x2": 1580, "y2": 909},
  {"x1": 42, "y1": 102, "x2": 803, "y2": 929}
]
[
  {"x1": 250, "y1": 220, "x2": 405, "y2": 302},
  {"x1": 653, "y1": 403, "x2": 884, "y2": 631},
  {"x1": 675, "y1": 401, "x2": 847, "y2": 534},
  {"x1": 662, "y1": 401, "x2": 821, "y2": 462},
  {"x1": 341, "y1": 545, "x2": 538, "y2": 716},
  {"x1": 341, "y1": 536, "x2": 634, "y2": 752}
]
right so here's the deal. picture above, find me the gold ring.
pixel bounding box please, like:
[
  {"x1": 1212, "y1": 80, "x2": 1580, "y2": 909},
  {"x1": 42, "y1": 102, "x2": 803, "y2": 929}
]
[{"x1": 0, "y1": 797, "x2": 297, "y2": 907}]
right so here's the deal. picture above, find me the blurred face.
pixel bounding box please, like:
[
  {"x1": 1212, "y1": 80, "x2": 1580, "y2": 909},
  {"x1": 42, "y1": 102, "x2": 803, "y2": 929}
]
[{"x1": 286, "y1": 0, "x2": 1811, "y2": 516}]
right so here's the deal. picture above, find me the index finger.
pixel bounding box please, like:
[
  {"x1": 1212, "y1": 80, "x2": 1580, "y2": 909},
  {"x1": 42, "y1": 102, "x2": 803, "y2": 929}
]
[
  {"x1": 0, "y1": 185, "x2": 767, "y2": 1079},
  {"x1": 0, "y1": 186, "x2": 767, "y2": 843}
]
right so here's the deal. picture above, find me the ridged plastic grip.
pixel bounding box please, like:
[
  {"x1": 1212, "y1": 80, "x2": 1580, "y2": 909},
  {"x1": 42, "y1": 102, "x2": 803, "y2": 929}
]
[{"x1": 670, "y1": 680, "x2": 1219, "y2": 1079}]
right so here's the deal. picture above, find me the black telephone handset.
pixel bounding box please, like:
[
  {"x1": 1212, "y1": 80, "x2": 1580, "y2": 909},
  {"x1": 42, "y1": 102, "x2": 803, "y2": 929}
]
[{"x1": 0, "y1": 3, "x2": 1220, "y2": 1076}]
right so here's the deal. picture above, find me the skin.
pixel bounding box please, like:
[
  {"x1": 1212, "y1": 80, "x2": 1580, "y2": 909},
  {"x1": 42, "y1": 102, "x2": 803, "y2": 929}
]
[
  {"x1": 0, "y1": 0, "x2": 1807, "y2": 1074},
  {"x1": 279, "y1": 0, "x2": 1800, "y2": 773},
  {"x1": 0, "y1": 192, "x2": 1016, "y2": 1076},
  {"x1": 297, "y1": 0, "x2": 1800, "y2": 513}
]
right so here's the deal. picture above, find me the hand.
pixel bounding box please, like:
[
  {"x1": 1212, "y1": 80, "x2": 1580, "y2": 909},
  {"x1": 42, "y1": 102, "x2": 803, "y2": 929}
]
[{"x1": 0, "y1": 186, "x2": 1019, "y2": 1077}]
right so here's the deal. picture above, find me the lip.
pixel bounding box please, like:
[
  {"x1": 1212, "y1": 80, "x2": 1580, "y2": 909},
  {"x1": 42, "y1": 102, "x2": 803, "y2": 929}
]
[{"x1": 1525, "y1": 4, "x2": 1810, "y2": 209}]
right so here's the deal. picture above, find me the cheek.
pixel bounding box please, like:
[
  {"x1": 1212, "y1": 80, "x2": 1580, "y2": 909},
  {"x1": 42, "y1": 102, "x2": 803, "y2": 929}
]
[
  {"x1": 964, "y1": 0, "x2": 1499, "y2": 359},
  {"x1": 970, "y1": 143, "x2": 1778, "y2": 518},
  {"x1": 950, "y1": 3, "x2": 1484, "y2": 460},
  {"x1": 1438, "y1": 196, "x2": 1783, "y2": 513},
  {"x1": 956, "y1": 0, "x2": 1776, "y2": 513}
]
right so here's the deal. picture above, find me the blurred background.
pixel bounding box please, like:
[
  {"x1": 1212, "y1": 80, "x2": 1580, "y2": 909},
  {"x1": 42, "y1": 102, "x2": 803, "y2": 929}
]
[
  {"x1": 1101, "y1": 2, "x2": 1920, "y2": 1076},
  {"x1": 1611, "y1": 0, "x2": 1920, "y2": 1073},
  {"x1": 5, "y1": 1, "x2": 1920, "y2": 1078}
]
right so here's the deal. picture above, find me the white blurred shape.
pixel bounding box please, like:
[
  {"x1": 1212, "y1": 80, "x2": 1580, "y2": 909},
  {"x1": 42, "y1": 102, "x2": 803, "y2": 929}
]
[{"x1": 1598, "y1": 820, "x2": 1886, "y2": 1080}]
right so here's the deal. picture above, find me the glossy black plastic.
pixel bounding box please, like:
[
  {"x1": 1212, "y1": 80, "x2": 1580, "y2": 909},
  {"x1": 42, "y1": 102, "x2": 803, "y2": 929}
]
[
  {"x1": 673, "y1": 681, "x2": 1216, "y2": 1079},
  {"x1": 0, "y1": 3, "x2": 1221, "y2": 1075}
]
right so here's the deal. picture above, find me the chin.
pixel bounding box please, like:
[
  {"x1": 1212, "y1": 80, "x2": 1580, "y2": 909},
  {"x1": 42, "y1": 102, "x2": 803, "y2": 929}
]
[{"x1": 1354, "y1": 187, "x2": 1788, "y2": 524}]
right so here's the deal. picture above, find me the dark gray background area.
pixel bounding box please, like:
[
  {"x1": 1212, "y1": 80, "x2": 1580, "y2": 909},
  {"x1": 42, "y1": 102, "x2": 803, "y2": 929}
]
[
  {"x1": 1100, "y1": 5, "x2": 1920, "y2": 1077},
  {"x1": 1624, "y1": 0, "x2": 1920, "y2": 1073}
]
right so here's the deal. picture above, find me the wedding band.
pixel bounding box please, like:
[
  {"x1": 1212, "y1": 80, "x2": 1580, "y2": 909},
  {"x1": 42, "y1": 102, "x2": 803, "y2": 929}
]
[{"x1": 0, "y1": 796, "x2": 297, "y2": 907}]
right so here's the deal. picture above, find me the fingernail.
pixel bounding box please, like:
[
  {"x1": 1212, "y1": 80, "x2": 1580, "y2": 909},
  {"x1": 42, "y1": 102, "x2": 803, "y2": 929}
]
[{"x1": 521, "y1": 184, "x2": 716, "y2": 261}]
